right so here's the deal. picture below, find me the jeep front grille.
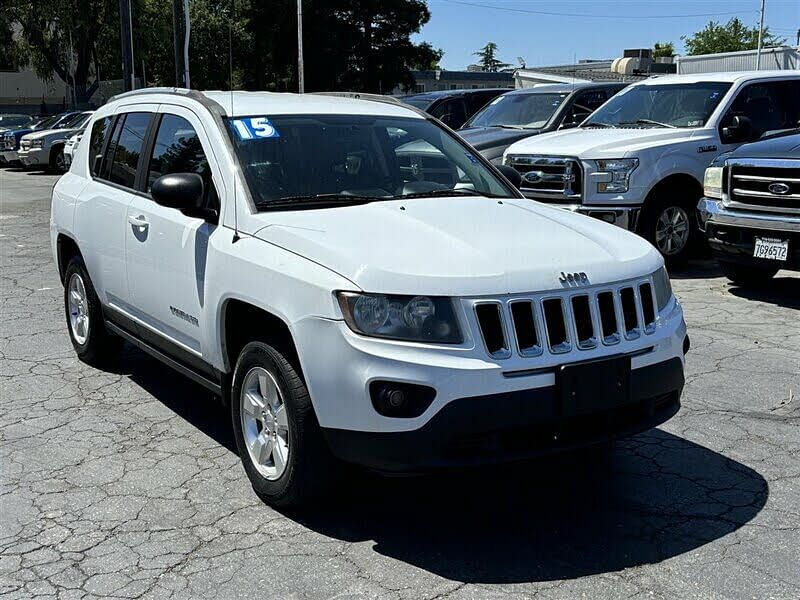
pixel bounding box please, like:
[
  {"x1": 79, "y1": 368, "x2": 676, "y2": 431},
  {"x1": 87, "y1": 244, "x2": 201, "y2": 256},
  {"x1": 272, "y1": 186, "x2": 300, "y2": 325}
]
[
  {"x1": 726, "y1": 159, "x2": 800, "y2": 216},
  {"x1": 505, "y1": 155, "x2": 582, "y2": 202},
  {"x1": 470, "y1": 276, "x2": 658, "y2": 361}
]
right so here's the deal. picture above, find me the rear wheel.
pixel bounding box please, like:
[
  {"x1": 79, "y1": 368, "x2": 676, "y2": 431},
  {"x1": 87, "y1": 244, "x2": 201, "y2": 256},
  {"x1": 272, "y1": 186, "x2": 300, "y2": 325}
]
[
  {"x1": 719, "y1": 261, "x2": 778, "y2": 286},
  {"x1": 63, "y1": 256, "x2": 122, "y2": 365},
  {"x1": 640, "y1": 190, "x2": 701, "y2": 265},
  {"x1": 231, "y1": 341, "x2": 336, "y2": 507}
]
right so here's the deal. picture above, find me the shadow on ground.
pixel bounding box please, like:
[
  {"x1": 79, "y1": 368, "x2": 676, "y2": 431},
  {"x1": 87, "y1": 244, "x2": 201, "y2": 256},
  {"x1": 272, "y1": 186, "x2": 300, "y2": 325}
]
[
  {"x1": 728, "y1": 276, "x2": 800, "y2": 310},
  {"x1": 667, "y1": 259, "x2": 722, "y2": 280},
  {"x1": 114, "y1": 344, "x2": 768, "y2": 584}
]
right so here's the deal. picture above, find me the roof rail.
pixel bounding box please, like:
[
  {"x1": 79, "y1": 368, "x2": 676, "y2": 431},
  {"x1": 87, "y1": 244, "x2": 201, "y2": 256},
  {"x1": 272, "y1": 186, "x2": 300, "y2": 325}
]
[
  {"x1": 107, "y1": 87, "x2": 206, "y2": 104},
  {"x1": 312, "y1": 91, "x2": 404, "y2": 106}
]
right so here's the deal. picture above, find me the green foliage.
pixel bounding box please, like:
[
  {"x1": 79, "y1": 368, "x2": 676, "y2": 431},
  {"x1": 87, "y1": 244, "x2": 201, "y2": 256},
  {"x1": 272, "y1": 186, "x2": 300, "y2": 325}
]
[
  {"x1": 682, "y1": 18, "x2": 785, "y2": 56},
  {"x1": 653, "y1": 42, "x2": 675, "y2": 58},
  {"x1": 473, "y1": 42, "x2": 511, "y2": 73}
]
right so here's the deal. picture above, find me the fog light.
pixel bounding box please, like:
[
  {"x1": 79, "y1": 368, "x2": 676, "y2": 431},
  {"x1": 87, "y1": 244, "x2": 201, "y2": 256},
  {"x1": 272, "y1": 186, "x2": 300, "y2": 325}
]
[{"x1": 370, "y1": 381, "x2": 436, "y2": 418}]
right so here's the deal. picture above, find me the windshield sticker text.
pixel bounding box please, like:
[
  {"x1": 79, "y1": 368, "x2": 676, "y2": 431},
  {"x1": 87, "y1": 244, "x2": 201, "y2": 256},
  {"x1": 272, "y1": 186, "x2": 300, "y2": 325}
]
[{"x1": 232, "y1": 117, "x2": 280, "y2": 140}]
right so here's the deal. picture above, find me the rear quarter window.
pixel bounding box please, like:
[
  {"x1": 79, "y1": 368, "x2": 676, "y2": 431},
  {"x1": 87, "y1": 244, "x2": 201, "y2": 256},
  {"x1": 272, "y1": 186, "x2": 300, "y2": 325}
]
[{"x1": 88, "y1": 117, "x2": 113, "y2": 177}]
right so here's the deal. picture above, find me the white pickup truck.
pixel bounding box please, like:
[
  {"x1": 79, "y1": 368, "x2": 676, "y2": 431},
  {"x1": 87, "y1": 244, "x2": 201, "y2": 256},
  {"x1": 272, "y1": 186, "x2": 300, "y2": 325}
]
[{"x1": 504, "y1": 71, "x2": 800, "y2": 262}]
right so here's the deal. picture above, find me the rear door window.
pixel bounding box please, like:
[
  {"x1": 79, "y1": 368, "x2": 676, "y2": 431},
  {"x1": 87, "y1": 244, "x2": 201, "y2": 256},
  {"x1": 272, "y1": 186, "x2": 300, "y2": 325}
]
[
  {"x1": 107, "y1": 113, "x2": 152, "y2": 189},
  {"x1": 88, "y1": 117, "x2": 113, "y2": 177}
]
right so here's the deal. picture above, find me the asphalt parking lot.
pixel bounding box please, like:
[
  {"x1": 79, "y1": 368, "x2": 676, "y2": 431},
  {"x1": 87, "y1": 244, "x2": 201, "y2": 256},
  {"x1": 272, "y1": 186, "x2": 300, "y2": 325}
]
[{"x1": 1, "y1": 165, "x2": 799, "y2": 600}]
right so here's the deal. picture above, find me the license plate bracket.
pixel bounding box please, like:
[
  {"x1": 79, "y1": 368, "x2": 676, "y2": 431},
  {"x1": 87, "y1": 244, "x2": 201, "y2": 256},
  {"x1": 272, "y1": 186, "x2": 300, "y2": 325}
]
[
  {"x1": 753, "y1": 237, "x2": 788, "y2": 261},
  {"x1": 559, "y1": 355, "x2": 631, "y2": 417}
]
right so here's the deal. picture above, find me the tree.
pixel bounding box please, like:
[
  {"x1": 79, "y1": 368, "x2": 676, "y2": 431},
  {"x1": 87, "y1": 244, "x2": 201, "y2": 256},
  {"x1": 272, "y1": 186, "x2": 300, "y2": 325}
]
[
  {"x1": 473, "y1": 42, "x2": 510, "y2": 73},
  {"x1": 653, "y1": 42, "x2": 675, "y2": 59},
  {"x1": 682, "y1": 18, "x2": 785, "y2": 55}
]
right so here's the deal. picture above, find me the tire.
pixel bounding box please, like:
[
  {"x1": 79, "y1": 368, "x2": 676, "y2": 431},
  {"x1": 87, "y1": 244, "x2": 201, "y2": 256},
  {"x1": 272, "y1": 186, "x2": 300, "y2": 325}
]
[
  {"x1": 63, "y1": 256, "x2": 122, "y2": 365},
  {"x1": 50, "y1": 146, "x2": 66, "y2": 174},
  {"x1": 719, "y1": 261, "x2": 778, "y2": 286},
  {"x1": 639, "y1": 189, "x2": 701, "y2": 265},
  {"x1": 231, "y1": 341, "x2": 336, "y2": 507}
]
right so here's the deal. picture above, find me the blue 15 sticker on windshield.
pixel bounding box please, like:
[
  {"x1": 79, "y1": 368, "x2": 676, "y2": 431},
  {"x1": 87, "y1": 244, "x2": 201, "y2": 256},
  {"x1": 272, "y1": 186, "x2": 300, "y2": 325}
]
[{"x1": 232, "y1": 117, "x2": 280, "y2": 140}]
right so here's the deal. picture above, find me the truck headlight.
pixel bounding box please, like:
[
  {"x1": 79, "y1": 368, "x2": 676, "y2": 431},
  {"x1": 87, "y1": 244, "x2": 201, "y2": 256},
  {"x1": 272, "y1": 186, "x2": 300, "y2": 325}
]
[
  {"x1": 651, "y1": 266, "x2": 673, "y2": 312},
  {"x1": 595, "y1": 158, "x2": 638, "y2": 193},
  {"x1": 337, "y1": 292, "x2": 462, "y2": 343},
  {"x1": 30, "y1": 139, "x2": 44, "y2": 149}
]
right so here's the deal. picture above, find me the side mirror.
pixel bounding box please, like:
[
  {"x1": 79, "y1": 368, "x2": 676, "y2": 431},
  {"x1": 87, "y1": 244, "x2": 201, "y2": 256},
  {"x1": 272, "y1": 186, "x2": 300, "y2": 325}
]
[
  {"x1": 722, "y1": 115, "x2": 755, "y2": 143},
  {"x1": 496, "y1": 164, "x2": 522, "y2": 189},
  {"x1": 151, "y1": 173, "x2": 204, "y2": 210}
]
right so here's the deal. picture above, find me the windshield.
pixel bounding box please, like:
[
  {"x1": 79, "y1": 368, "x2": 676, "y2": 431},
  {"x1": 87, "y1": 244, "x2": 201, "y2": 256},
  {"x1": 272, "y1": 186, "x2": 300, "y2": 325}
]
[
  {"x1": 226, "y1": 114, "x2": 514, "y2": 210},
  {"x1": 403, "y1": 97, "x2": 434, "y2": 111},
  {"x1": 33, "y1": 116, "x2": 58, "y2": 130},
  {"x1": 63, "y1": 112, "x2": 92, "y2": 129},
  {"x1": 585, "y1": 82, "x2": 731, "y2": 128},
  {"x1": 0, "y1": 115, "x2": 32, "y2": 127},
  {"x1": 467, "y1": 92, "x2": 569, "y2": 129}
]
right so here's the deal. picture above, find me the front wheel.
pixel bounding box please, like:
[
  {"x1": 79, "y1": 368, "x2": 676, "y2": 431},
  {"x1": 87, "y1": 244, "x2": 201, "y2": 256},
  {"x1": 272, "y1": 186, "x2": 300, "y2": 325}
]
[
  {"x1": 50, "y1": 146, "x2": 66, "y2": 174},
  {"x1": 231, "y1": 341, "x2": 336, "y2": 507},
  {"x1": 719, "y1": 261, "x2": 778, "y2": 286},
  {"x1": 639, "y1": 193, "x2": 701, "y2": 265}
]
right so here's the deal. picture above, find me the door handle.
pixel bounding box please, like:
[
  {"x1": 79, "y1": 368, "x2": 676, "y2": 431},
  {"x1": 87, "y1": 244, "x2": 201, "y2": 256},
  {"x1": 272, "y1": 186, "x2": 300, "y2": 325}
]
[{"x1": 128, "y1": 215, "x2": 148, "y2": 228}]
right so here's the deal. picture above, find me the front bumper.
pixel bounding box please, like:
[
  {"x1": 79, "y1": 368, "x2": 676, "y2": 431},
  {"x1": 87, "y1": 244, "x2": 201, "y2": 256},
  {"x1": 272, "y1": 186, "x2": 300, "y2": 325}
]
[
  {"x1": 324, "y1": 357, "x2": 683, "y2": 472},
  {"x1": 18, "y1": 148, "x2": 47, "y2": 167},
  {"x1": 699, "y1": 198, "x2": 800, "y2": 270},
  {"x1": 549, "y1": 203, "x2": 640, "y2": 231},
  {"x1": 0, "y1": 150, "x2": 19, "y2": 163}
]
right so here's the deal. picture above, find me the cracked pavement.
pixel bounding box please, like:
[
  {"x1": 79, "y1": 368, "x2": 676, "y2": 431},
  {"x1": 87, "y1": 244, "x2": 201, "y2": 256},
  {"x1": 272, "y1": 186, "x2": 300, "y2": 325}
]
[{"x1": 1, "y1": 166, "x2": 799, "y2": 599}]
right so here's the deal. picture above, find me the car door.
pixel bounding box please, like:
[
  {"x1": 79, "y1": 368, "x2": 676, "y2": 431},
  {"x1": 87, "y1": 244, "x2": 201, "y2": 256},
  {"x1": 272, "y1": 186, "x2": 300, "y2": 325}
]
[
  {"x1": 74, "y1": 109, "x2": 156, "y2": 311},
  {"x1": 124, "y1": 106, "x2": 221, "y2": 358}
]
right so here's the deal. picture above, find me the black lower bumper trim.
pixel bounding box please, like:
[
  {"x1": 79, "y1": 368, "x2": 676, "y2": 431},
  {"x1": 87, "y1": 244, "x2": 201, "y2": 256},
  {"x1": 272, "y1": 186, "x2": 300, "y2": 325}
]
[
  {"x1": 707, "y1": 224, "x2": 800, "y2": 271},
  {"x1": 323, "y1": 357, "x2": 684, "y2": 473}
]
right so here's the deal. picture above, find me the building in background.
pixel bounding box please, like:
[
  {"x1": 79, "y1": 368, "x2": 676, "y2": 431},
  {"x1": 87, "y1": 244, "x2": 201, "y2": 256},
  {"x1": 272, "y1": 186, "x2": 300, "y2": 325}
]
[
  {"x1": 675, "y1": 46, "x2": 800, "y2": 74},
  {"x1": 396, "y1": 70, "x2": 515, "y2": 94}
]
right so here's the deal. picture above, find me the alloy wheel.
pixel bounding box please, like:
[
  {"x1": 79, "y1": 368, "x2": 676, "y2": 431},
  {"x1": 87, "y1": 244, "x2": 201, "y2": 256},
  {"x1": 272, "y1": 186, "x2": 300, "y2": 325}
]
[
  {"x1": 240, "y1": 367, "x2": 290, "y2": 480},
  {"x1": 67, "y1": 273, "x2": 90, "y2": 345},
  {"x1": 655, "y1": 206, "x2": 690, "y2": 256}
]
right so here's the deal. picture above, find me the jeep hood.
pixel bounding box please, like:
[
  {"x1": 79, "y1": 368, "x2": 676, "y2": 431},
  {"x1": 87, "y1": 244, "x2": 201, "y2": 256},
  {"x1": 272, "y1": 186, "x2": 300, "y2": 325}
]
[
  {"x1": 251, "y1": 197, "x2": 661, "y2": 296},
  {"x1": 505, "y1": 127, "x2": 708, "y2": 159}
]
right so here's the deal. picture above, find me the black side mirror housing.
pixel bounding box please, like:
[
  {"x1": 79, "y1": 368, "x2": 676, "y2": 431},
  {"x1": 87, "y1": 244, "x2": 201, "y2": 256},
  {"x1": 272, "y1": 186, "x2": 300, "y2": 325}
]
[
  {"x1": 152, "y1": 172, "x2": 204, "y2": 210},
  {"x1": 722, "y1": 115, "x2": 755, "y2": 143},
  {"x1": 496, "y1": 164, "x2": 522, "y2": 189}
]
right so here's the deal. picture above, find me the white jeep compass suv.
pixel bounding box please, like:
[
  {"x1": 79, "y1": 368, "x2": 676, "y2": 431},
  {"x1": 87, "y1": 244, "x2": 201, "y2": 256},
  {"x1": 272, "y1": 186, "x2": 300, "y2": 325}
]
[{"x1": 51, "y1": 88, "x2": 688, "y2": 507}]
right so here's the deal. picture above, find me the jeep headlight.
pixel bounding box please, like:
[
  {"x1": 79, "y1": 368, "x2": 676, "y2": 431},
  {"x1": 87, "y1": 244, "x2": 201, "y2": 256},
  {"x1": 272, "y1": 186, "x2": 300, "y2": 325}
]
[
  {"x1": 337, "y1": 292, "x2": 462, "y2": 343},
  {"x1": 30, "y1": 139, "x2": 44, "y2": 148},
  {"x1": 651, "y1": 266, "x2": 673, "y2": 312},
  {"x1": 595, "y1": 158, "x2": 638, "y2": 193}
]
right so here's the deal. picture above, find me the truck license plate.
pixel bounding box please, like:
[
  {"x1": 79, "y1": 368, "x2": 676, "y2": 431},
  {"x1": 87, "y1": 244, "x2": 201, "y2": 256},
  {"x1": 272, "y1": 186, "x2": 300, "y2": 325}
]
[{"x1": 753, "y1": 237, "x2": 788, "y2": 261}]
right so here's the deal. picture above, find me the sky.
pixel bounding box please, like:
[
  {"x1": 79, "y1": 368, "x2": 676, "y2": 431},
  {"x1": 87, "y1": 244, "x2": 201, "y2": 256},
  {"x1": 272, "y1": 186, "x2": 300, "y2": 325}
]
[{"x1": 413, "y1": 0, "x2": 800, "y2": 70}]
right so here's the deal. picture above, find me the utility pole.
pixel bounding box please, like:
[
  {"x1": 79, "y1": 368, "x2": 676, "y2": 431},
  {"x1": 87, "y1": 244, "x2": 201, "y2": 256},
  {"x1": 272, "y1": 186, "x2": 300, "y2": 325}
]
[
  {"x1": 756, "y1": 0, "x2": 766, "y2": 70},
  {"x1": 173, "y1": 0, "x2": 191, "y2": 88},
  {"x1": 297, "y1": 0, "x2": 304, "y2": 93},
  {"x1": 119, "y1": 0, "x2": 135, "y2": 91}
]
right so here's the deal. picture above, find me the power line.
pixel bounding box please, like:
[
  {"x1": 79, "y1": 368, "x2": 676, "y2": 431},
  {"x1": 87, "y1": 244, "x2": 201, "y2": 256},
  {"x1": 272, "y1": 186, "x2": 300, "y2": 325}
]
[{"x1": 436, "y1": 0, "x2": 759, "y2": 20}]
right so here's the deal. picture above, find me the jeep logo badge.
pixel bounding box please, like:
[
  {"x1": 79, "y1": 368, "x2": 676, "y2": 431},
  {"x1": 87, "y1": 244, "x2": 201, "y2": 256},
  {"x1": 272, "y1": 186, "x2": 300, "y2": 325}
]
[
  {"x1": 768, "y1": 182, "x2": 791, "y2": 195},
  {"x1": 523, "y1": 171, "x2": 544, "y2": 184},
  {"x1": 559, "y1": 271, "x2": 589, "y2": 286}
]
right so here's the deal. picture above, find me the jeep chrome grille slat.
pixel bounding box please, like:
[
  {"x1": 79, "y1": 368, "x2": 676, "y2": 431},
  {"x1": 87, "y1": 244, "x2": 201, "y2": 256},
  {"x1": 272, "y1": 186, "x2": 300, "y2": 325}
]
[
  {"x1": 471, "y1": 277, "x2": 658, "y2": 360},
  {"x1": 505, "y1": 155, "x2": 583, "y2": 202}
]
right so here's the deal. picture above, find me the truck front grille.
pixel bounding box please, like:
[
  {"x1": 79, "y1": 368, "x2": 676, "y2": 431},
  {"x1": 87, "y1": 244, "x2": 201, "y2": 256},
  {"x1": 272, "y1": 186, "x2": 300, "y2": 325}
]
[
  {"x1": 505, "y1": 155, "x2": 582, "y2": 202},
  {"x1": 470, "y1": 276, "x2": 658, "y2": 361},
  {"x1": 727, "y1": 159, "x2": 800, "y2": 216}
]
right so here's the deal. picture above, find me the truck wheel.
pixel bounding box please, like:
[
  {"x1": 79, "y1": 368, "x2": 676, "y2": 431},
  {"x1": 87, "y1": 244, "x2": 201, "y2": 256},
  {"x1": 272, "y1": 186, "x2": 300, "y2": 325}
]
[
  {"x1": 63, "y1": 256, "x2": 122, "y2": 365},
  {"x1": 231, "y1": 341, "x2": 336, "y2": 507},
  {"x1": 640, "y1": 192, "x2": 700, "y2": 264},
  {"x1": 50, "y1": 146, "x2": 66, "y2": 174},
  {"x1": 719, "y1": 261, "x2": 778, "y2": 286}
]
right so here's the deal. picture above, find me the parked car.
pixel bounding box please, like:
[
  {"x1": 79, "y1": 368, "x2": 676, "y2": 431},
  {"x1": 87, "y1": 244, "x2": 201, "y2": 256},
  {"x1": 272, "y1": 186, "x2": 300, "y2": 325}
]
[
  {"x1": 0, "y1": 114, "x2": 34, "y2": 133},
  {"x1": 503, "y1": 71, "x2": 800, "y2": 263},
  {"x1": 1, "y1": 115, "x2": 60, "y2": 165},
  {"x1": 51, "y1": 88, "x2": 687, "y2": 507},
  {"x1": 400, "y1": 88, "x2": 511, "y2": 129},
  {"x1": 18, "y1": 111, "x2": 93, "y2": 173},
  {"x1": 459, "y1": 82, "x2": 628, "y2": 164},
  {"x1": 698, "y1": 130, "x2": 800, "y2": 284}
]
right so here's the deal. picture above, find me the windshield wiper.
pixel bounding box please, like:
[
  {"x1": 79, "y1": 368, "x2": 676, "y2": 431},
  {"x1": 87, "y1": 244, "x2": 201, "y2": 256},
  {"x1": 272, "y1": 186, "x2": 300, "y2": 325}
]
[
  {"x1": 394, "y1": 189, "x2": 504, "y2": 200},
  {"x1": 620, "y1": 119, "x2": 676, "y2": 129},
  {"x1": 582, "y1": 122, "x2": 613, "y2": 128},
  {"x1": 261, "y1": 193, "x2": 388, "y2": 211},
  {"x1": 494, "y1": 125, "x2": 526, "y2": 130}
]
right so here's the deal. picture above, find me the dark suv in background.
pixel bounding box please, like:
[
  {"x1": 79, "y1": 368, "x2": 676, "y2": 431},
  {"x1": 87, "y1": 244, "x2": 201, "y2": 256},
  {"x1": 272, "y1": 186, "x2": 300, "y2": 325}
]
[
  {"x1": 399, "y1": 88, "x2": 511, "y2": 129},
  {"x1": 698, "y1": 130, "x2": 800, "y2": 285},
  {"x1": 458, "y1": 82, "x2": 628, "y2": 164}
]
